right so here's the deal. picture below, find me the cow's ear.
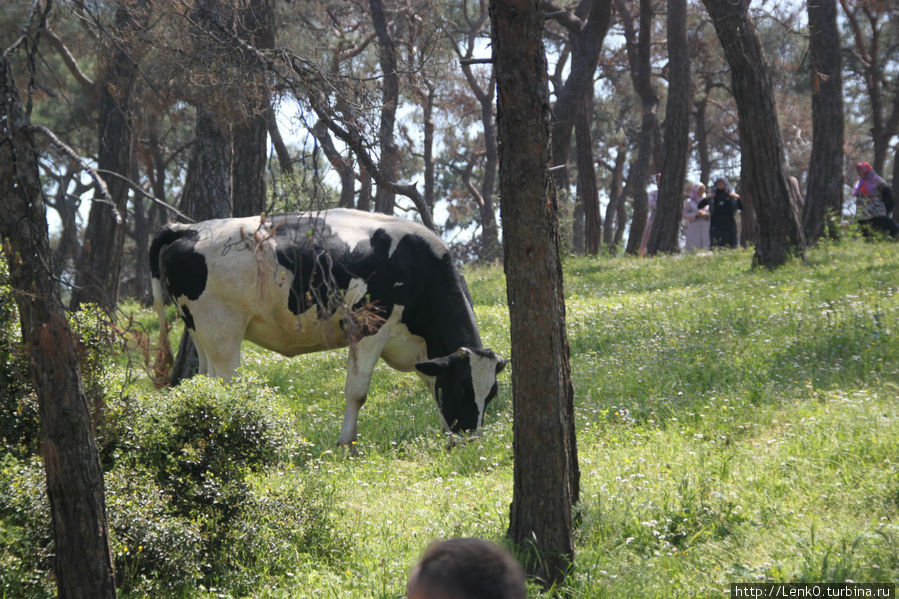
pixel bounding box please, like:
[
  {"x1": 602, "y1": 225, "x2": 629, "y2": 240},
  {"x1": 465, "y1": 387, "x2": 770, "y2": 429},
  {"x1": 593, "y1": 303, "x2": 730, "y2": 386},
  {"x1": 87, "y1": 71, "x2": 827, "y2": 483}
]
[
  {"x1": 415, "y1": 351, "x2": 465, "y2": 376},
  {"x1": 415, "y1": 356, "x2": 452, "y2": 376},
  {"x1": 496, "y1": 358, "x2": 510, "y2": 374}
]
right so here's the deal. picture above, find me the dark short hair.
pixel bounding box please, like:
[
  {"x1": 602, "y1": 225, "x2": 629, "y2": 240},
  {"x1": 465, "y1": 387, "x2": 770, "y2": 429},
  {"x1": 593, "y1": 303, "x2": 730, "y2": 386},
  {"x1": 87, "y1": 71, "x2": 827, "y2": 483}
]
[{"x1": 407, "y1": 538, "x2": 526, "y2": 599}]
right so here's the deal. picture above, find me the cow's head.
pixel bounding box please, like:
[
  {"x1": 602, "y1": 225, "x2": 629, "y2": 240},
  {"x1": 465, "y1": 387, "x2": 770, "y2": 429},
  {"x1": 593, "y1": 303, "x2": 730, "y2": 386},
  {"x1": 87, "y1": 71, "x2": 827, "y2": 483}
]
[{"x1": 415, "y1": 348, "x2": 508, "y2": 436}]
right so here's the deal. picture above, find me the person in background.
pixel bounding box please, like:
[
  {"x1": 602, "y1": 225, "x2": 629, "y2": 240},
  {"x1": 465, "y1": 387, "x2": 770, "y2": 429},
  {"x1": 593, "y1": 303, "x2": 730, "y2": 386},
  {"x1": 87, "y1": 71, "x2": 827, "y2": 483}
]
[
  {"x1": 852, "y1": 161, "x2": 898, "y2": 239},
  {"x1": 683, "y1": 182, "x2": 710, "y2": 252},
  {"x1": 640, "y1": 173, "x2": 661, "y2": 256},
  {"x1": 699, "y1": 176, "x2": 742, "y2": 248},
  {"x1": 406, "y1": 538, "x2": 527, "y2": 599}
]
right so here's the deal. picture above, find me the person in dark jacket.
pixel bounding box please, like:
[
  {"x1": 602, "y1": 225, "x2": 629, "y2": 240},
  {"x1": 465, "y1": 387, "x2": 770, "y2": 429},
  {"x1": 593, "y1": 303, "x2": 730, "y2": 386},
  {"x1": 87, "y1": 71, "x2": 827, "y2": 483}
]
[
  {"x1": 852, "y1": 161, "x2": 899, "y2": 239},
  {"x1": 698, "y1": 177, "x2": 742, "y2": 248}
]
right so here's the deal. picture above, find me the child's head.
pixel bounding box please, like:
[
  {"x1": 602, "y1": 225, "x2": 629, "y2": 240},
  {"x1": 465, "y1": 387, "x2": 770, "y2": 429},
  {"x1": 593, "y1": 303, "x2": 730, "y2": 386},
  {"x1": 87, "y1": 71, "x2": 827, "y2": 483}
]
[{"x1": 407, "y1": 538, "x2": 526, "y2": 599}]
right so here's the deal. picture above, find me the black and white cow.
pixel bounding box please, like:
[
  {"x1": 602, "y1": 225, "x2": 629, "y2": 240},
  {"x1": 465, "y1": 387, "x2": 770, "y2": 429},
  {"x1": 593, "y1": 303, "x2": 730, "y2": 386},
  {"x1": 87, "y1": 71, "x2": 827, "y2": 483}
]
[{"x1": 150, "y1": 209, "x2": 506, "y2": 447}]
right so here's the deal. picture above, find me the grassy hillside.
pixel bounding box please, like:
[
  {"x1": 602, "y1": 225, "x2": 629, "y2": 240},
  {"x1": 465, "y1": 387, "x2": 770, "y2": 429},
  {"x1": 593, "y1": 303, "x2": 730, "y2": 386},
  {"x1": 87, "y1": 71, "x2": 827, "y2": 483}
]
[{"x1": 4, "y1": 240, "x2": 899, "y2": 598}]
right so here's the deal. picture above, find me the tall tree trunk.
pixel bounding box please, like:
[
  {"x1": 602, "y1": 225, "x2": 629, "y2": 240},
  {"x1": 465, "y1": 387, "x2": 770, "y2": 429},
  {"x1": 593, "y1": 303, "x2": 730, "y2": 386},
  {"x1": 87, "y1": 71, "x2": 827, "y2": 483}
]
[
  {"x1": 647, "y1": 0, "x2": 690, "y2": 255},
  {"x1": 1, "y1": 55, "x2": 117, "y2": 599},
  {"x1": 602, "y1": 144, "x2": 627, "y2": 250},
  {"x1": 549, "y1": 0, "x2": 613, "y2": 193},
  {"x1": 740, "y1": 156, "x2": 758, "y2": 245},
  {"x1": 575, "y1": 97, "x2": 601, "y2": 254},
  {"x1": 838, "y1": 0, "x2": 899, "y2": 177},
  {"x1": 171, "y1": 107, "x2": 232, "y2": 384},
  {"x1": 617, "y1": 0, "x2": 659, "y2": 255},
  {"x1": 314, "y1": 120, "x2": 357, "y2": 208},
  {"x1": 71, "y1": 2, "x2": 145, "y2": 311},
  {"x1": 702, "y1": 0, "x2": 804, "y2": 267},
  {"x1": 453, "y1": 4, "x2": 501, "y2": 263},
  {"x1": 50, "y1": 169, "x2": 86, "y2": 279},
  {"x1": 478, "y1": 94, "x2": 500, "y2": 263},
  {"x1": 694, "y1": 88, "x2": 712, "y2": 185},
  {"x1": 232, "y1": 0, "x2": 274, "y2": 217},
  {"x1": 422, "y1": 81, "x2": 436, "y2": 213},
  {"x1": 370, "y1": 0, "x2": 399, "y2": 215},
  {"x1": 489, "y1": 0, "x2": 579, "y2": 587},
  {"x1": 803, "y1": 0, "x2": 844, "y2": 243}
]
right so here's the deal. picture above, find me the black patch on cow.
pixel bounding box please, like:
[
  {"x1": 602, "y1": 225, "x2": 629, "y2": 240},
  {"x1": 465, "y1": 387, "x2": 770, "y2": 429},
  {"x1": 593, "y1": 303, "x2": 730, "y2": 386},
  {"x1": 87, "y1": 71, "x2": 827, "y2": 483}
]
[
  {"x1": 180, "y1": 304, "x2": 196, "y2": 330},
  {"x1": 149, "y1": 227, "x2": 198, "y2": 279},
  {"x1": 154, "y1": 230, "x2": 207, "y2": 302}
]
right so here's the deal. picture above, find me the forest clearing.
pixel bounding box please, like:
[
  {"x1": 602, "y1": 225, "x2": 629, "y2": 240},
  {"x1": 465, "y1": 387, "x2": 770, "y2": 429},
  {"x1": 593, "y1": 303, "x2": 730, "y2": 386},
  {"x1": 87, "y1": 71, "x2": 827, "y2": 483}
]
[{"x1": 3, "y1": 240, "x2": 898, "y2": 598}]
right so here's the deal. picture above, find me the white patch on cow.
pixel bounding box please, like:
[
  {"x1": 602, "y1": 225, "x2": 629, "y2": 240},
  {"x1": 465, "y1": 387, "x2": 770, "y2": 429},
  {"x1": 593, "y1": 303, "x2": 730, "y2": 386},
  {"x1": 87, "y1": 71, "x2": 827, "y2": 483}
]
[
  {"x1": 380, "y1": 319, "x2": 428, "y2": 372},
  {"x1": 322, "y1": 208, "x2": 448, "y2": 259},
  {"x1": 393, "y1": 281, "x2": 404, "y2": 288},
  {"x1": 344, "y1": 277, "x2": 368, "y2": 307},
  {"x1": 464, "y1": 348, "x2": 501, "y2": 429}
]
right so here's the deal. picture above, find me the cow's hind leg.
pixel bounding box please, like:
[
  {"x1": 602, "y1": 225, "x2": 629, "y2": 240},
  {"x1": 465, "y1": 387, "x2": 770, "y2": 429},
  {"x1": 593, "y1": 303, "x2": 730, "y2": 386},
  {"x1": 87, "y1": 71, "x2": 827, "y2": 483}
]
[{"x1": 187, "y1": 303, "x2": 247, "y2": 381}]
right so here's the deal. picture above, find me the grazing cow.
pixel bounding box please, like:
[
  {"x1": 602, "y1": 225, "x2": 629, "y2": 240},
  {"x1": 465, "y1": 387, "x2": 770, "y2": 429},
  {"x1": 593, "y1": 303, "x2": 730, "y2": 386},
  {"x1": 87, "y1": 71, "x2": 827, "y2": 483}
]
[{"x1": 150, "y1": 209, "x2": 506, "y2": 447}]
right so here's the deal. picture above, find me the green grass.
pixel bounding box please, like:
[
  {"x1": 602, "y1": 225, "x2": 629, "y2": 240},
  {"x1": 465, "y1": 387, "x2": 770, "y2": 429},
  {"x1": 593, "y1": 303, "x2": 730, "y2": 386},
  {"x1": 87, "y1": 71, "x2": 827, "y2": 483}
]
[{"x1": 59, "y1": 241, "x2": 899, "y2": 596}]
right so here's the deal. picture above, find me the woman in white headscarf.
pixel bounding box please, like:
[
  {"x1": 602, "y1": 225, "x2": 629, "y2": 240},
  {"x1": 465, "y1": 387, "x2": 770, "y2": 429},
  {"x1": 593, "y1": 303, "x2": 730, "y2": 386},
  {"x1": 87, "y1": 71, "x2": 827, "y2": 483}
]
[{"x1": 683, "y1": 183, "x2": 710, "y2": 252}]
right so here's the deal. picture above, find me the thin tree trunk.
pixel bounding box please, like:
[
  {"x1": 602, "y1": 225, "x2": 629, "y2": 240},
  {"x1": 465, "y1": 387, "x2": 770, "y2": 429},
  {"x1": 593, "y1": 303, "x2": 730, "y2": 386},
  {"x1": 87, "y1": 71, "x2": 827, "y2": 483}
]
[
  {"x1": 370, "y1": 0, "x2": 399, "y2": 215},
  {"x1": 617, "y1": 0, "x2": 659, "y2": 255},
  {"x1": 549, "y1": 0, "x2": 613, "y2": 195},
  {"x1": 575, "y1": 97, "x2": 601, "y2": 254},
  {"x1": 694, "y1": 89, "x2": 712, "y2": 185},
  {"x1": 71, "y1": 2, "x2": 146, "y2": 311},
  {"x1": 232, "y1": 0, "x2": 273, "y2": 217},
  {"x1": 803, "y1": 0, "x2": 844, "y2": 242},
  {"x1": 702, "y1": 0, "x2": 804, "y2": 267},
  {"x1": 603, "y1": 144, "x2": 627, "y2": 250},
  {"x1": 647, "y1": 0, "x2": 690, "y2": 255},
  {"x1": 1, "y1": 54, "x2": 117, "y2": 599},
  {"x1": 314, "y1": 120, "x2": 356, "y2": 208},
  {"x1": 490, "y1": 0, "x2": 579, "y2": 586}
]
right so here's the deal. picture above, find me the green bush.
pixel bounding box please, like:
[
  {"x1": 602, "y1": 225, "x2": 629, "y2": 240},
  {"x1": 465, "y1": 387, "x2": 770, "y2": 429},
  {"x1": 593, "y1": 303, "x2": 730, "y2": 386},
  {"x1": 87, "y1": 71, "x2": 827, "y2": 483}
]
[
  {"x1": 104, "y1": 466, "x2": 205, "y2": 596},
  {"x1": 0, "y1": 258, "x2": 40, "y2": 457},
  {"x1": 0, "y1": 455, "x2": 54, "y2": 599}
]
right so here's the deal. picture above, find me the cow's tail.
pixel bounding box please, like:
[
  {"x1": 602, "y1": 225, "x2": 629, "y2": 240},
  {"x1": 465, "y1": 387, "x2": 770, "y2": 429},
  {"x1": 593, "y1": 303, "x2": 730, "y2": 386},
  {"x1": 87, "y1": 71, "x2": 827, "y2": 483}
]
[{"x1": 148, "y1": 225, "x2": 188, "y2": 385}]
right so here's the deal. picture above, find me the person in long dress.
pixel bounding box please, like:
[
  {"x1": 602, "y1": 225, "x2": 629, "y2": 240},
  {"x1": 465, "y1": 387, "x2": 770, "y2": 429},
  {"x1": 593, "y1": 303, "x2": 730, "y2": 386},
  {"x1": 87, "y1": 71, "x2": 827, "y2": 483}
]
[{"x1": 683, "y1": 183, "x2": 710, "y2": 252}]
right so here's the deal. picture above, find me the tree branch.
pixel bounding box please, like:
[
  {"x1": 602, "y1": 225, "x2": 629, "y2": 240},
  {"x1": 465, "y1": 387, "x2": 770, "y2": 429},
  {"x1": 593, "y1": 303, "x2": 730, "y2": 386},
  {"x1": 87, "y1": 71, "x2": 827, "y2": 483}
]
[{"x1": 43, "y1": 27, "x2": 95, "y2": 91}]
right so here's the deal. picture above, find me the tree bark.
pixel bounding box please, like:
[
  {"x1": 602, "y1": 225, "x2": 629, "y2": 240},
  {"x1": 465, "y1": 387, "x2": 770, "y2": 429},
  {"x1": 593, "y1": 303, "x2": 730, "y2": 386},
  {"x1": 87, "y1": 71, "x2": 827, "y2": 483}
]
[
  {"x1": 314, "y1": 120, "x2": 357, "y2": 208},
  {"x1": 232, "y1": 0, "x2": 274, "y2": 217},
  {"x1": 694, "y1": 88, "x2": 712, "y2": 185},
  {"x1": 489, "y1": 0, "x2": 578, "y2": 587},
  {"x1": 548, "y1": 0, "x2": 613, "y2": 196},
  {"x1": 838, "y1": 0, "x2": 899, "y2": 176},
  {"x1": 616, "y1": 0, "x2": 659, "y2": 255},
  {"x1": 602, "y1": 144, "x2": 627, "y2": 250},
  {"x1": 370, "y1": 0, "x2": 400, "y2": 215},
  {"x1": 647, "y1": 0, "x2": 690, "y2": 255},
  {"x1": 1, "y1": 54, "x2": 117, "y2": 599},
  {"x1": 70, "y1": 1, "x2": 146, "y2": 311},
  {"x1": 803, "y1": 0, "x2": 844, "y2": 243},
  {"x1": 575, "y1": 96, "x2": 601, "y2": 254},
  {"x1": 451, "y1": 2, "x2": 501, "y2": 262},
  {"x1": 702, "y1": 0, "x2": 804, "y2": 267}
]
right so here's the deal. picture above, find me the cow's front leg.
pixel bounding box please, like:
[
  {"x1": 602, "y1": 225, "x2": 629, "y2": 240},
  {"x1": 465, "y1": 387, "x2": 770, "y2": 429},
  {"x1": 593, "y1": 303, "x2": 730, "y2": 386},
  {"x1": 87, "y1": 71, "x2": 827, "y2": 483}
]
[{"x1": 339, "y1": 325, "x2": 393, "y2": 451}]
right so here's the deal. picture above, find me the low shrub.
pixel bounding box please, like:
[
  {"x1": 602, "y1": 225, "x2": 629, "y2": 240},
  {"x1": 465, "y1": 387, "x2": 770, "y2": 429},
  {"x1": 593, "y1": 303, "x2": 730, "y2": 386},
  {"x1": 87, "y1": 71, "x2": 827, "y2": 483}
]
[{"x1": 0, "y1": 454, "x2": 54, "y2": 599}]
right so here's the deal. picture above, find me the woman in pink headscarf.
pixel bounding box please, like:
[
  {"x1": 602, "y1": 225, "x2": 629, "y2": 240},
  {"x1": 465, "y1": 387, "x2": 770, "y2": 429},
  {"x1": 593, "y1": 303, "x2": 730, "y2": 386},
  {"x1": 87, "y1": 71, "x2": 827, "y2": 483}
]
[{"x1": 853, "y1": 161, "x2": 898, "y2": 239}]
